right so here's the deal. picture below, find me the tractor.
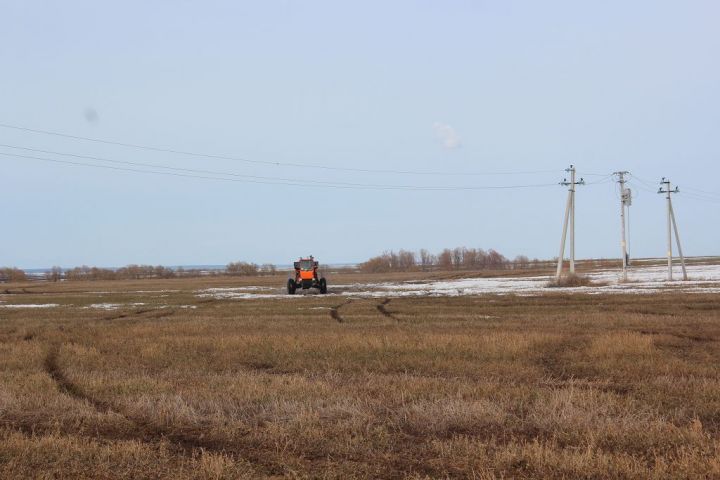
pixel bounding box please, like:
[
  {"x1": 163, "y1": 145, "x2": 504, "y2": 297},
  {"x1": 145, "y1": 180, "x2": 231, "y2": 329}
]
[{"x1": 288, "y1": 256, "x2": 327, "y2": 294}]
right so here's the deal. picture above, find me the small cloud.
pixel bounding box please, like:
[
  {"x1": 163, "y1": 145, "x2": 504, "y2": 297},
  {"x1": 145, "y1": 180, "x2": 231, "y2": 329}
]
[
  {"x1": 84, "y1": 107, "x2": 99, "y2": 124},
  {"x1": 432, "y1": 122, "x2": 461, "y2": 149}
]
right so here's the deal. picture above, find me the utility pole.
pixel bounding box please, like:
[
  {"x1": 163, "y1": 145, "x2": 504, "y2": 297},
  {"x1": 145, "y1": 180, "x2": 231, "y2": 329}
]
[
  {"x1": 556, "y1": 165, "x2": 585, "y2": 279},
  {"x1": 658, "y1": 178, "x2": 687, "y2": 281},
  {"x1": 614, "y1": 171, "x2": 631, "y2": 281}
]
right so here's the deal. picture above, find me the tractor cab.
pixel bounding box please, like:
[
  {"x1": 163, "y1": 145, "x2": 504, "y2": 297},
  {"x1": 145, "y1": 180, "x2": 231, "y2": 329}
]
[
  {"x1": 288, "y1": 256, "x2": 327, "y2": 294},
  {"x1": 294, "y1": 258, "x2": 318, "y2": 272}
]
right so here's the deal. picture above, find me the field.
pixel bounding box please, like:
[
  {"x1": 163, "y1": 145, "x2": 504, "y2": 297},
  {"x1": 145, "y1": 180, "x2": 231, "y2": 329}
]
[{"x1": 1, "y1": 267, "x2": 720, "y2": 479}]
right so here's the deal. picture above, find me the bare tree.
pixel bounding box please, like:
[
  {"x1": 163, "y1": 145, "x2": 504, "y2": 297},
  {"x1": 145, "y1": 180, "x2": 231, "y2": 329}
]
[
  {"x1": 513, "y1": 255, "x2": 530, "y2": 270},
  {"x1": 397, "y1": 250, "x2": 416, "y2": 271},
  {"x1": 419, "y1": 249, "x2": 435, "y2": 271},
  {"x1": 437, "y1": 249, "x2": 453, "y2": 270},
  {"x1": 462, "y1": 248, "x2": 478, "y2": 269},
  {"x1": 260, "y1": 263, "x2": 277, "y2": 275},
  {"x1": 46, "y1": 266, "x2": 63, "y2": 282},
  {"x1": 486, "y1": 249, "x2": 508, "y2": 269},
  {"x1": 452, "y1": 247, "x2": 464, "y2": 270}
]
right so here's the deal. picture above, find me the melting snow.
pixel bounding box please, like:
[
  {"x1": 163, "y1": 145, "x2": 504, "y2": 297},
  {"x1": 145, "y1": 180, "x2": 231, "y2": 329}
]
[
  {"x1": 195, "y1": 264, "x2": 720, "y2": 300},
  {"x1": 83, "y1": 302, "x2": 146, "y2": 310},
  {"x1": 0, "y1": 303, "x2": 60, "y2": 308}
]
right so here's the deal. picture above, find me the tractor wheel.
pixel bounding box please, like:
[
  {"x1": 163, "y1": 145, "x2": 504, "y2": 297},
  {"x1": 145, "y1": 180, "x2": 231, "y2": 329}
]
[
  {"x1": 319, "y1": 277, "x2": 327, "y2": 294},
  {"x1": 287, "y1": 279, "x2": 297, "y2": 295}
]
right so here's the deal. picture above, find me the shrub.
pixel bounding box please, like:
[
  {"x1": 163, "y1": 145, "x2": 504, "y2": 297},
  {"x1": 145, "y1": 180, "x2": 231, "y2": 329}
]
[
  {"x1": 226, "y1": 262, "x2": 259, "y2": 276},
  {"x1": 546, "y1": 274, "x2": 594, "y2": 288},
  {"x1": 359, "y1": 254, "x2": 393, "y2": 273}
]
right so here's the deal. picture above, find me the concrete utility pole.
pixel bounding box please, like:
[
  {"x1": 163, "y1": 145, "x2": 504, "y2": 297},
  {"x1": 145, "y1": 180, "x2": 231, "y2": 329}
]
[
  {"x1": 614, "y1": 171, "x2": 631, "y2": 281},
  {"x1": 658, "y1": 178, "x2": 687, "y2": 281},
  {"x1": 556, "y1": 165, "x2": 585, "y2": 279}
]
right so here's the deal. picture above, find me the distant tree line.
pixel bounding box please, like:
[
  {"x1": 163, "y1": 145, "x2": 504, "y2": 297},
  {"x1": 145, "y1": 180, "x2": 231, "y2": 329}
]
[
  {"x1": 359, "y1": 248, "x2": 542, "y2": 273},
  {"x1": 61, "y1": 265, "x2": 180, "y2": 281},
  {"x1": 0, "y1": 268, "x2": 27, "y2": 283},
  {"x1": 0, "y1": 262, "x2": 279, "y2": 283},
  {"x1": 226, "y1": 262, "x2": 277, "y2": 276},
  {"x1": 0, "y1": 251, "x2": 552, "y2": 283}
]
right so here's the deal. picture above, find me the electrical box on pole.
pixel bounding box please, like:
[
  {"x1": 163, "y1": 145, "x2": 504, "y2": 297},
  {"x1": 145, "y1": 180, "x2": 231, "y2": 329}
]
[{"x1": 614, "y1": 171, "x2": 631, "y2": 281}]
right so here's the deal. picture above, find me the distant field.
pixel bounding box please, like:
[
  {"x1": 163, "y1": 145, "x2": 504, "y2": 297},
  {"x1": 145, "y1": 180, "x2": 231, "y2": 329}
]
[{"x1": 1, "y1": 268, "x2": 720, "y2": 478}]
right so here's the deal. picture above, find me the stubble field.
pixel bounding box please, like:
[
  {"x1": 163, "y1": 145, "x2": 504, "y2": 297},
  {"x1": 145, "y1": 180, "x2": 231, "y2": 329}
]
[{"x1": 1, "y1": 271, "x2": 719, "y2": 479}]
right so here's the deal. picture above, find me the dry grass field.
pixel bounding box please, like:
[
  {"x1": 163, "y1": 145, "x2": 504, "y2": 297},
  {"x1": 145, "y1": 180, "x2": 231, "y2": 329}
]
[{"x1": 1, "y1": 272, "x2": 719, "y2": 478}]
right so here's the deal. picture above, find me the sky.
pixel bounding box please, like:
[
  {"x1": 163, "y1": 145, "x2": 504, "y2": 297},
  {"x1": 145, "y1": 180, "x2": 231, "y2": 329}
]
[{"x1": 1, "y1": 0, "x2": 719, "y2": 268}]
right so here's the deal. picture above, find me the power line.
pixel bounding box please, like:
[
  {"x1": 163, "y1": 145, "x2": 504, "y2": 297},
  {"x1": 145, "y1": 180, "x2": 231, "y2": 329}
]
[
  {"x1": 680, "y1": 191, "x2": 720, "y2": 204},
  {"x1": 582, "y1": 172, "x2": 615, "y2": 177},
  {"x1": 0, "y1": 122, "x2": 560, "y2": 177},
  {"x1": 0, "y1": 143, "x2": 454, "y2": 189},
  {"x1": 627, "y1": 180, "x2": 656, "y2": 195},
  {"x1": 584, "y1": 174, "x2": 614, "y2": 185},
  {"x1": 0, "y1": 142, "x2": 617, "y2": 192},
  {"x1": 0, "y1": 151, "x2": 561, "y2": 191},
  {"x1": 631, "y1": 174, "x2": 720, "y2": 203},
  {"x1": 683, "y1": 185, "x2": 720, "y2": 198}
]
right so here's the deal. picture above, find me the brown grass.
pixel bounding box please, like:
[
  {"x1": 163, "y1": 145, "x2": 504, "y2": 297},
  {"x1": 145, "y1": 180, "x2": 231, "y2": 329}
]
[
  {"x1": 546, "y1": 273, "x2": 602, "y2": 288},
  {"x1": 1, "y1": 275, "x2": 719, "y2": 478}
]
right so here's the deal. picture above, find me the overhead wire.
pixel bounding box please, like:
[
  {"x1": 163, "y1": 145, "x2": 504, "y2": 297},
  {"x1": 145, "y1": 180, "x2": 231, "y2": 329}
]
[
  {"x1": 628, "y1": 178, "x2": 720, "y2": 205},
  {"x1": 584, "y1": 174, "x2": 614, "y2": 185},
  {"x1": 5, "y1": 122, "x2": 702, "y2": 196},
  {"x1": 680, "y1": 191, "x2": 720, "y2": 204},
  {"x1": 0, "y1": 122, "x2": 560, "y2": 177},
  {"x1": 630, "y1": 173, "x2": 720, "y2": 203},
  {"x1": 627, "y1": 180, "x2": 657, "y2": 195},
  {"x1": 0, "y1": 143, "x2": 462, "y2": 189},
  {"x1": 0, "y1": 151, "x2": 561, "y2": 191},
  {"x1": 683, "y1": 185, "x2": 720, "y2": 198}
]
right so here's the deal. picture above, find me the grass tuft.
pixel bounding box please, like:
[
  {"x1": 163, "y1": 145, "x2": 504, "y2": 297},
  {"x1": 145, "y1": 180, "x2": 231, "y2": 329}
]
[{"x1": 546, "y1": 273, "x2": 597, "y2": 288}]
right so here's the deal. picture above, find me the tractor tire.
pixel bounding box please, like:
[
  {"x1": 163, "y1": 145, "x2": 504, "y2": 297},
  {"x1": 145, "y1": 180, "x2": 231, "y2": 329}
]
[
  {"x1": 319, "y1": 277, "x2": 327, "y2": 294},
  {"x1": 287, "y1": 279, "x2": 297, "y2": 295}
]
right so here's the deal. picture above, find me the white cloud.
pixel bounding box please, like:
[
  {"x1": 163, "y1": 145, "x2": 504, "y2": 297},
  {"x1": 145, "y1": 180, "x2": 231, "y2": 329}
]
[{"x1": 432, "y1": 122, "x2": 461, "y2": 149}]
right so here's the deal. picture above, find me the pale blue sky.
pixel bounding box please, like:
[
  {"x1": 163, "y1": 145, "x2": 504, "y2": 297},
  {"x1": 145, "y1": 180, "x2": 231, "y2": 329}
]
[{"x1": 1, "y1": 1, "x2": 719, "y2": 268}]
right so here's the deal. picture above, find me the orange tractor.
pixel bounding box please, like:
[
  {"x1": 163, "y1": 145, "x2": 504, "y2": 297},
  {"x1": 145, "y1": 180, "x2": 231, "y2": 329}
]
[{"x1": 288, "y1": 256, "x2": 327, "y2": 294}]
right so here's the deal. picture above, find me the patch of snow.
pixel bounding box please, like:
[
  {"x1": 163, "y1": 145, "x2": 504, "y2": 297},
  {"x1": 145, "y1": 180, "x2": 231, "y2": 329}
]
[
  {"x1": 193, "y1": 264, "x2": 720, "y2": 300},
  {"x1": 133, "y1": 289, "x2": 181, "y2": 293},
  {"x1": 201, "y1": 286, "x2": 274, "y2": 293},
  {"x1": 83, "y1": 302, "x2": 146, "y2": 310},
  {"x1": 0, "y1": 303, "x2": 60, "y2": 309},
  {"x1": 84, "y1": 303, "x2": 121, "y2": 310}
]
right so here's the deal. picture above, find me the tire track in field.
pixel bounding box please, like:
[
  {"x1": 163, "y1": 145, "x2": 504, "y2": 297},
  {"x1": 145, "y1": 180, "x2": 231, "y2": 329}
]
[
  {"x1": 145, "y1": 308, "x2": 176, "y2": 319},
  {"x1": 376, "y1": 298, "x2": 400, "y2": 321},
  {"x1": 329, "y1": 300, "x2": 351, "y2": 323},
  {"x1": 536, "y1": 335, "x2": 629, "y2": 395},
  {"x1": 102, "y1": 312, "x2": 131, "y2": 321},
  {"x1": 39, "y1": 344, "x2": 283, "y2": 474},
  {"x1": 103, "y1": 308, "x2": 176, "y2": 321},
  {"x1": 44, "y1": 346, "x2": 114, "y2": 414},
  {"x1": 537, "y1": 335, "x2": 590, "y2": 382},
  {"x1": 638, "y1": 329, "x2": 717, "y2": 343}
]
